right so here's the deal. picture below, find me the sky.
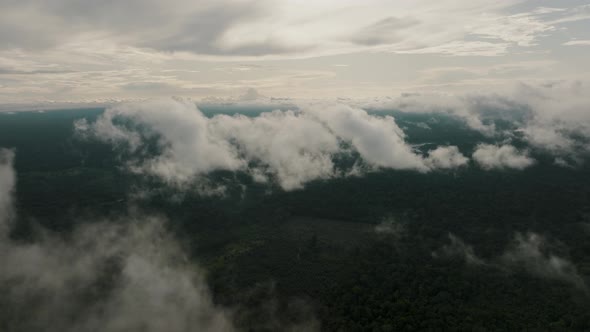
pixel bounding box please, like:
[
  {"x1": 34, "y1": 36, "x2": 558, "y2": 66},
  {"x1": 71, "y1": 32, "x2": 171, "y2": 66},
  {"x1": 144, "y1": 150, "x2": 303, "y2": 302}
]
[{"x1": 1, "y1": 0, "x2": 590, "y2": 104}]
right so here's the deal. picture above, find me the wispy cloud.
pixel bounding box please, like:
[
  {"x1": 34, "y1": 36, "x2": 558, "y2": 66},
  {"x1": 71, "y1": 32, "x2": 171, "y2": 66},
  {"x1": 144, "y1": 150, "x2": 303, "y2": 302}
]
[
  {"x1": 564, "y1": 40, "x2": 590, "y2": 46},
  {"x1": 0, "y1": 149, "x2": 238, "y2": 332}
]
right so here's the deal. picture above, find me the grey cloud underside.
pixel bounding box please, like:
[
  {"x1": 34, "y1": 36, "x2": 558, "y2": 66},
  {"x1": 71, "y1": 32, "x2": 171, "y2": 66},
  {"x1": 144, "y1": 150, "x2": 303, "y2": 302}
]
[
  {"x1": 0, "y1": 0, "x2": 288, "y2": 56},
  {"x1": 140, "y1": 3, "x2": 299, "y2": 56},
  {"x1": 76, "y1": 100, "x2": 469, "y2": 191}
]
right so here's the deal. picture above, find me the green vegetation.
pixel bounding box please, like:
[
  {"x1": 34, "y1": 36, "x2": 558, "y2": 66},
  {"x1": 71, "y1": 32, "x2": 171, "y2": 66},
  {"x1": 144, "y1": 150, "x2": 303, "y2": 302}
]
[{"x1": 1, "y1": 109, "x2": 589, "y2": 331}]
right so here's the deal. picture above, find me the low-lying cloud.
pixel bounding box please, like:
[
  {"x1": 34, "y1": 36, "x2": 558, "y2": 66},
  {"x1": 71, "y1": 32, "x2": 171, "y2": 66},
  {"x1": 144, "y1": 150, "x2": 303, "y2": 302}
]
[
  {"x1": 366, "y1": 81, "x2": 590, "y2": 160},
  {"x1": 76, "y1": 99, "x2": 469, "y2": 190},
  {"x1": 437, "y1": 232, "x2": 586, "y2": 290},
  {"x1": 502, "y1": 232, "x2": 586, "y2": 289},
  {"x1": 472, "y1": 144, "x2": 535, "y2": 170},
  {"x1": 0, "y1": 151, "x2": 236, "y2": 332}
]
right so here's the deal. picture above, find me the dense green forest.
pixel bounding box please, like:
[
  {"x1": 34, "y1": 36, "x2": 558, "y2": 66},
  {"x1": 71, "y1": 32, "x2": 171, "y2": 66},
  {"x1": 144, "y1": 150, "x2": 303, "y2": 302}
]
[{"x1": 1, "y1": 108, "x2": 589, "y2": 331}]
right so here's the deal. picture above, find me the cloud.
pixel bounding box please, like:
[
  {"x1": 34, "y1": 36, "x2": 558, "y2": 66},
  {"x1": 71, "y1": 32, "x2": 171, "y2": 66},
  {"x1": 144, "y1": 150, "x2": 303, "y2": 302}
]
[
  {"x1": 512, "y1": 81, "x2": 590, "y2": 154},
  {"x1": 425, "y1": 146, "x2": 469, "y2": 169},
  {"x1": 436, "y1": 232, "x2": 586, "y2": 289},
  {"x1": 473, "y1": 144, "x2": 535, "y2": 170},
  {"x1": 0, "y1": 150, "x2": 236, "y2": 332},
  {"x1": 434, "y1": 233, "x2": 485, "y2": 265},
  {"x1": 75, "y1": 98, "x2": 244, "y2": 186},
  {"x1": 304, "y1": 103, "x2": 429, "y2": 171},
  {"x1": 0, "y1": 148, "x2": 16, "y2": 235},
  {"x1": 367, "y1": 80, "x2": 590, "y2": 159},
  {"x1": 1, "y1": 217, "x2": 236, "y2": 332},
  {"x1": 1, "y1": 1, "x2": 588, "y2": 102},
  {"x1": 77, "y1": 99, "x2": 469, "y2": 191},
  {"x1": 210, "y1": 109, "x2": 340, "y2": 190},
  {"x1": 0, "y1": 0, "x2": 562, "y2": 58},
  {"x1": 398, "y1": 40, "x2": 511, "y2": 57},
  {"x1": 364, "y1": 92, "x2": 498, "y2": 135},
  {"x1": 563, "y1": 40, "x2": 590, "y2": 46},
  {"x1": 351, "y1": 16, "x2": 418, "y2": 46},
  {"x1": 502, "y1": 233, "x2": 586, "y2": 289},
  {"x1": 374, "y1": 217, "x2": 405, "y2": 236}
]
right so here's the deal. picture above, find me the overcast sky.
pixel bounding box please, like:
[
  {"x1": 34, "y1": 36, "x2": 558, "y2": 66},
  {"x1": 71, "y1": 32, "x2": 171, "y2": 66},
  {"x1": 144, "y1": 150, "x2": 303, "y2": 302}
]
[{"x1": 1, "y1": 0, "x2": 589, "y2": 103}]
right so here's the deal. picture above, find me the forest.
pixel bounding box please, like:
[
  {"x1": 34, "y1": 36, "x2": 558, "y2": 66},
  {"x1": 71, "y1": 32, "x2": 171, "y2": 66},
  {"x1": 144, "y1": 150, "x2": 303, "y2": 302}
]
[{"x1": 1, "y1": 107, "x2": 589, "y2": 331}]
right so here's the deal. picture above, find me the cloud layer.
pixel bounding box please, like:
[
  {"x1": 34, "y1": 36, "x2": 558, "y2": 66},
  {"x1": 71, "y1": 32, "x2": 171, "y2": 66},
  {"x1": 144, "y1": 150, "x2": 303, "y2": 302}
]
[
  {"x1": 76, "y1": 99, "x2": 469, "y2": 190},
  {"x1": 1, "y1": 1, "x2": 589, "y2": 102}
]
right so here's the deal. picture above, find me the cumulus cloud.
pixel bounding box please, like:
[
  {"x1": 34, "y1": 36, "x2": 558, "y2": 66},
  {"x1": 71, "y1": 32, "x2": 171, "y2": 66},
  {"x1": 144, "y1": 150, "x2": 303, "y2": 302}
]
[
  {"x1": 304, "y1": 103, "x2": 428, "y2": 171},
  {"x1": 472, "y1": 144, "x2": 535, "y2": 170},
  {"x1": 76, "y1": 99, "x2": 469, "y2": 191},
  {"x1": 75, "y1": 98, "x2": 244, "y2": 186},
  {"x1": 0, "y1": 150, "x2": 236, "y2": 332},
  {"x1": 369, "y1": 81, "x2": 590, "y2": 158},
  {"x1": 425, "y1": 146, "x2": 469, "y2": 169},
  {"x1": 210, "y1": 110, "x2": 340, "y2": 190}
]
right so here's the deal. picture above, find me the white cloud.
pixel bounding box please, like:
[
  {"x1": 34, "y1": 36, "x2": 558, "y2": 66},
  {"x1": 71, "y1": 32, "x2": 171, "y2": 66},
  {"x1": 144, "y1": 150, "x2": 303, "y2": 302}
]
[
  {"x1": 76, "y1": 99, "x2": 244, "y2": 186},
  {"x1": 304, "y1": 103, "x2": 428, "y2": 171},
  {"x1": 425, "y1": 146, "x2": 469, "y2": 169},
  {"x1": 77, "y1": 99, "x2": 469, "y2": 191},
  {"x1": 364, "y1": 92, "x2": 497, "y2": 135},
  {"x1": 366, "y1": 81, "x2": 590, "y2": 157},
  {"x1": 473, "y1": 144, "x2": 535, "y2": 170},
  {"x1": 210, "y1": 110, "x2": 340, "y2": 190}
]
